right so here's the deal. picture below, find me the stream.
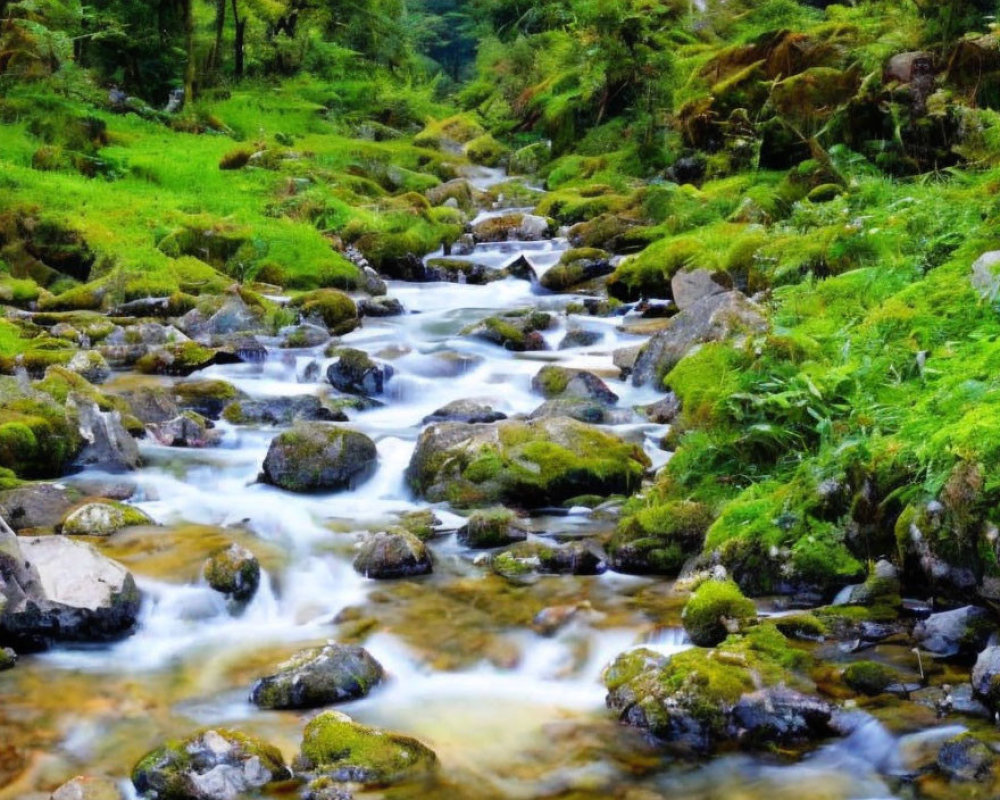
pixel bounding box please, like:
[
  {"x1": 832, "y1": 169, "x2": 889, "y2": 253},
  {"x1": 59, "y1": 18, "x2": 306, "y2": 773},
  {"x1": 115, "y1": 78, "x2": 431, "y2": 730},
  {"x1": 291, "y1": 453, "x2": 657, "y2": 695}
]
[{"x1": 0, "y1": 170, "x2": 959, "y2": 800}]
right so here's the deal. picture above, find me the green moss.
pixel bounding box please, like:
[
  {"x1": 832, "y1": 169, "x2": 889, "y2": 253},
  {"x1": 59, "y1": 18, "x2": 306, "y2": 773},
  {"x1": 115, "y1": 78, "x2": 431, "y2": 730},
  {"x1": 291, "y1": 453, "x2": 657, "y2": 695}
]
[
  {"x1": 292, "y1": 289, "x2": 359, "y2": 335},
  {"x1": 610, "y1": 500, "x2": 714, "y2": 575},
  {"x1": 464, "y1": 134, "x2": 508, "y2": 167},
  {"x1": 0, "y1": 377, "x2": 80, "y2": 478},
  {"x1": 299, "y1": 711, "x2": 437, "y2": 785},
  {"x1": 682, "y1": 579, "x2": 756, "y2": 647},
  {"x1": 842, "y1": 660, "x2": 898, "y2": 695}
]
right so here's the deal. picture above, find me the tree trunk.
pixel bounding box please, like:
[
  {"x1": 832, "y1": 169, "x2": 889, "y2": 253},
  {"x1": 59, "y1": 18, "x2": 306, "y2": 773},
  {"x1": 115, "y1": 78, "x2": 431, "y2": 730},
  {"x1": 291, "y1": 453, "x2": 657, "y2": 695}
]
[
  {"x1": 183, "y1": 0, "x2": 196, "y2": 102},
  {"x1": 211, "y1": 0, "x2": 225, "y2": 72},
  {"x1": 231, "y1": 0, "x2": 245, "y2": 79}
]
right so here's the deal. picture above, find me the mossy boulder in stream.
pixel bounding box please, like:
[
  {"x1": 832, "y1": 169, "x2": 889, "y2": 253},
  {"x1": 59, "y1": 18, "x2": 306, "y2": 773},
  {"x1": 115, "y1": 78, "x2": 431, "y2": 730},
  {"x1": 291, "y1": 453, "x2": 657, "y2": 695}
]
[
  {"x1": 260, "y1": 423, "x2": 377, "y2": 493},
  {"x1": 250, "y1": 643, "x2": 384, "y2": 709},
  {"x1": 609, "y1": 500, "x2": 713, "y2": 575},
  {"x1": 457, "y1": 508, "x2": 527, "y2": 549},
  {"x1": 407, "y1": 416, "x2": 650, "y2": 508},
  {"x1": 132, "y1": 728, "x2": 290, "y2": 800},
  {"x1": 204, "y1": 543, "x2": 260, "y2": 602},
  {"x1": 841, "y1": 660, "x2": 899, "y2": 695},
  {"x1": 296, "y1": 711, "x2": 437, "y2": 787},
  {"x1": 462, "y1": 309, "x2": 553, "y2": 351},
  {"x1": 59, "y1": 500, "x2": 154, "y2": 536},
  {"x1": 603, "y1": 625, "x2": 829, "y2": 753},
  {"x1": 292, "y1": 289, "x2": 359, "y2": 336},
  {"x1": 531, "y1": 365, "x2": 618, "y2": 404},
  {"x1": 353, "y1": 531, "x2": 432, "y2": 579},
  {"x1": 539, "y1": 248, "x2": 613, "y2": 292},
  {"x1": 327, "y1": 348, "x2": 393, "y2": 397},
  {"x1": 682, "y1": 578, "x2": 757, "y2": 646}
]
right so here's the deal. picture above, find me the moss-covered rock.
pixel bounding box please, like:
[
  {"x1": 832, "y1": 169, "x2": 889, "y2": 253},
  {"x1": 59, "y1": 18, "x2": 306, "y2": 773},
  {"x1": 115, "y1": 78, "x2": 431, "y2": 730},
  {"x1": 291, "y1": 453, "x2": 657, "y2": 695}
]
[
  {"x1": 539, "y1": 248, "x2": 613, "y2": 292},
  {"x1": 353, "y1": 530, "x2": 432, "y2": 579},
  {"x1": 603, "y1": 625, "x2": 825, "y2": 753},
  {"x1": 462, "y1": 309, "x2": 553, "y2": 351},
  {"x1": 204, "y1": 543, "x2": 260, "y2": 602},
  {"x1": 132, "y1": 729, "x2": 290, "y2": 800},
  {"x1": 456, "y1": 507, "x2": 527, "y2": 549},
  {"x1": 464, "y1": 134, "x2": 508, "y2": 167},
  {"x1": 173, "y1": 379, "x2": 243, "y2": 420},
  {"x1": 609, "y1": 500, "x2": 714, "y2": 575},
  {"x1": 0, "y1": 376, "x2": 82, "y2": 479},
  {"x1": 841, "y1": 660, "x2": 899, "y2": 695},
  {"x1": 296, "y1": 711, "x2": 437, "y2": 786},
  {"x1": 326, "y1": 348, "x2": 393, "y2": 396},
  {"x1": 261, "y1": 423, "x2": 377, "y2": 493},
  {"x1": 509, "y1": 141, "x2": 551, "y2": 175},
  {"x1": 292, "y1": 289, "x2": 360, "y2": 336},
  {"x1": 491, "y1": 539, "x2": 605, "y2": 579},
  {"x1": 682, "y1": 578, "x2": 757, "y2": 646},
  {"x1": 60, "y1": 500, "x2": 154, "y2": 536},
  {"x1": 250, "y1": 643, "x2": 384, "y2": 709},
  {"x1": 135, "y1": 341, "x2": 224, "y2": 377},
  {"x1": 530, "y1": 365, "x2": 618, "y2": 404},
  {"x1": 407, "y1": 416, "x2": 650, "y2": 508}
]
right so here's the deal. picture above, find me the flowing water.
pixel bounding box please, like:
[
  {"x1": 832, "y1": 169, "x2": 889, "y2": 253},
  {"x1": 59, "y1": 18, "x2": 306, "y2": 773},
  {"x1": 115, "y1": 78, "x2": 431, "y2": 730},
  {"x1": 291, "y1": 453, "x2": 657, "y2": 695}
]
[{"x1": 0, "y1": 171, "x2": 963, "y2": 800}]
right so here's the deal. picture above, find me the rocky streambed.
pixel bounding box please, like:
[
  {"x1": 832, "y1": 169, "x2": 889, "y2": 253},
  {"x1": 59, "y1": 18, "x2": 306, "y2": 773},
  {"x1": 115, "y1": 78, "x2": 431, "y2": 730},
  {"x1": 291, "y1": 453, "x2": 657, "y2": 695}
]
[{"x1": 1, "y1": 169, "x2": 999, "y2": 800}]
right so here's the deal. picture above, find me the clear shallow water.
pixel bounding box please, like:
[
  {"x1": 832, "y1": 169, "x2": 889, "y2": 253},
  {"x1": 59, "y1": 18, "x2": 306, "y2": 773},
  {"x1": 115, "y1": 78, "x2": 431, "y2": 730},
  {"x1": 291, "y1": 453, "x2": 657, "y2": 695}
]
[{"x1": 0, "y1": 187, "x2": 945, "y2": 800}]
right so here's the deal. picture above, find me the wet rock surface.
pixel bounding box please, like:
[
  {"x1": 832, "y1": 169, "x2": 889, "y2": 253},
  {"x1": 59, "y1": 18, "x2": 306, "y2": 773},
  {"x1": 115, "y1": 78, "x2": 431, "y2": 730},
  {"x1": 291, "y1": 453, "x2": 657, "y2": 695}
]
[{"x1": 250, "y1": 643, "x2": 384, "y2": 709}]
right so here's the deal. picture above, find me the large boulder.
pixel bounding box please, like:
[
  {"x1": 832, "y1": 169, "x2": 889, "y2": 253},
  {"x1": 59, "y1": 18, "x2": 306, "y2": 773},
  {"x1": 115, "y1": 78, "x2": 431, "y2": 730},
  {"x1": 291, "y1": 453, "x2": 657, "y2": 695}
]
[
  {"x1": 471, "y1": 213, "x2": 554, "y2": 243},
  {"x1": 327, "y1": 349, "x2": 393, "y2": 397},
  {"x1": 913, "y1": 605, "x2": 995, "y2": 660},
  {"x1": 491, "y1": 539, "x2": 606, "y2": 579},
  {"x1": 1, "y1": 532, "x2": 140, "y2": 647},
  {"x1": 296, "y1": 711, "x2": 437, "y2": 786},
  {"x1": 407, "y1": 417, "x2": 649, "y2": 508},
  {"x1": 630, "y1": 291, "x2": 767, "y2": 387},
  {"x1": 260, "y1": 423, "x2": 377, "y2": 493},
  {"x1": 250, "y1": 643, "x2": 384, "y2": 709},
  {"x1": 132, "y1": 729, "x2": 290, "y2": 800},
  {"x1": 353, "y1": 531, "x2": 432, "y2": 579}
]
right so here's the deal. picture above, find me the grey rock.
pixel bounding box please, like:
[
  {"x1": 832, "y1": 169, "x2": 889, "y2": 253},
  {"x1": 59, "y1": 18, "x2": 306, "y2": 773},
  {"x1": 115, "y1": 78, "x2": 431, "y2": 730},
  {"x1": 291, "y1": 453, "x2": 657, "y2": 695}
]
[
  {"x1": 204, "y1": 543, "x2": 260, "y2": 603},
  {"x1": 69, "y1": 394, "x2": 141, "y2": 472},
  {"x1": 1, "y1": 533, "x2": 140, "y2": 646},
  {"x1": 937, "y1": 733, "x2": 996, "y2": 782},
  {"x1": 250, "y1": 643, "x2": 384, "y2": 709},
  {"x1": 132, "y1": 729, "x2": 290, "y2": 800},
  {"x1": 225, "y1": 395, "x2": 347, "y2": 426},
  {"x1": 558, "y1": 329, "x2": 603, "y2": 349},
  {"x1": 971, "y1": 645, "x2": 1000, "y2": 708},
  {"x1": 971, "y1": 250, "x2": 1000, "y2": 302},
  {"x1": 122, "y1": 386, "x2": 181, "y2": 424},
  {"x1": 531, "y1": 365, "x2": 618, "y2": 404},
  {"x1": 67, "y1": 350, "x2": 111, "y2": 384},
  {"x1": 632, "y1": 291, "x2": 767, "y2": 387},
  {"x1": 730, "y1": 687, "x2": 834, "y2": 746},
  {"x1": 327, "y1": 349, "x2": 393, "y2": 397},
  {"x1": 422, "y1": 399, "x2": 506, "y2": 425},
  {"x1": 914, "y1": 605, "x2": 995, "y2": 659},
  {"x1": 147, "y1": 413, "x2": 221, "y2": 448},
  {"x1": 0, "y1": 483, "x2": 79, "y2": 531},
  {"x1": 670, "y1": 268, "x2": 729, "y2": 311},
  {"x1": 50, "y1": 776, "x2": 124, "y2": 800},
  {"x1": 358, "y1": 297, "x2": 404, "y2": 317},
  {"x1": 261, "y1": 423, "x2": 377, "y2": 493}
]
